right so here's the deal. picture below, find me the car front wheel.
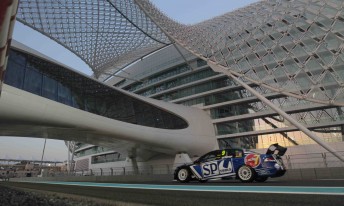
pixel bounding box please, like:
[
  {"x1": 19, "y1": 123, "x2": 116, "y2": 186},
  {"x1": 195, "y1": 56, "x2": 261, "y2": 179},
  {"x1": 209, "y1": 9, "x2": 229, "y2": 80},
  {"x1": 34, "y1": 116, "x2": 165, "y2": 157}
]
[
  {"x1": 176, "y1": 167, "x2": 191, "y2": 183},
  {"x1": 237, "y1": 165, "x2": 255, "y2": 183}
]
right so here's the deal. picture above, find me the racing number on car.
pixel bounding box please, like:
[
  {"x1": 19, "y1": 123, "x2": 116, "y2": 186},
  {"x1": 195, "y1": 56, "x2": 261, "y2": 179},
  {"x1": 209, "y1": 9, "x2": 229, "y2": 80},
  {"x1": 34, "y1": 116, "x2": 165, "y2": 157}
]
[{"x1": 202, "y1": 159, "x2": 233, "y2": 177}]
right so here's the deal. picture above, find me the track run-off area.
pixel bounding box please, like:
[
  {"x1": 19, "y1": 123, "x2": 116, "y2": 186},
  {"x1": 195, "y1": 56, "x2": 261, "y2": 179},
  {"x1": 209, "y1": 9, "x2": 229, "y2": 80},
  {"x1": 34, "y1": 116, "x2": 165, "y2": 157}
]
[
  {"x1": 17, "y1": 181, "x2": 344, "y2": 195},
  {"x1": 2, "y1": 180, "x2": 344, "y2": 206}
]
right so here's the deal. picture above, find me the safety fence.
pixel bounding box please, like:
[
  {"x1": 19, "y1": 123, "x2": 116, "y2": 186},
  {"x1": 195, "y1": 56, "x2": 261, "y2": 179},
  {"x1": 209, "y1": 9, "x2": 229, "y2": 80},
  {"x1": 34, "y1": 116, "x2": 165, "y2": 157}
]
[
  {"x1": 68, "y1": 151, "x2": 344, "y2": 177},
  {"x1": 73, "y1": 164, "x2": 176, "y2": 177},
  {"x1": 282, "y1": 151, "x2": 344, "y2": 169},
  {"x1": 5, "y1": 151, "x2": 343, "y2": 178}
]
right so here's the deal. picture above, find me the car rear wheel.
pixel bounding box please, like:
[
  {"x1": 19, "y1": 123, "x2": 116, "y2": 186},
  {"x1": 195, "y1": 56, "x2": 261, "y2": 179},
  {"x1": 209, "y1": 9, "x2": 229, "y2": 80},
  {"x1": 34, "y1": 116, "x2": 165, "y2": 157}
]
[
  {"x1": 176, "y1": 167, "x2": 191, "y2": 183},
  {"x1": 255, "y1": 176, "x2": 268, "y2": 182},
  {"x1": 237, "y1": 165, "x2": 255, "y2": 183}
]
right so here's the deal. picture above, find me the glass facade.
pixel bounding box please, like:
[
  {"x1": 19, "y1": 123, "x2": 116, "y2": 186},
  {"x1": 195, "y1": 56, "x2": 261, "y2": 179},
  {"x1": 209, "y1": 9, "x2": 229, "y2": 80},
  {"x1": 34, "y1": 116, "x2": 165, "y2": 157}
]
[
  {"x1": 75, "y1": 146, "x2": 112, "y2": 158},
  {"x1": 4, "y1": 49, "x2": 188, "y2": 130},
  {"x1": 124, "y1": 63, "x2": 190, "y2": 92},
  {"x1": 218, "y1": 126, "x2": 344, "y2": 150},
  {"x1": 74, "y1": 145, "x2": 126, "y2": 164},
  {"x1": 137, "y1": 68, "x2": 218, "y2": 97},
  {"x1": 91, "y1": 152, "x2": 126, "y2": 164},
  {"x1": 155, "y1": 77, "x2": 233, "y2": 101},
  {"x1": 122, "y1": 54, "x2": 344, "y2": 150},
  {"x1": 218, "y1": 136, "x2": 258, "y2": 149},
  {"x1": 216, "y1": 120, "x2": 255, "y2": 135}
]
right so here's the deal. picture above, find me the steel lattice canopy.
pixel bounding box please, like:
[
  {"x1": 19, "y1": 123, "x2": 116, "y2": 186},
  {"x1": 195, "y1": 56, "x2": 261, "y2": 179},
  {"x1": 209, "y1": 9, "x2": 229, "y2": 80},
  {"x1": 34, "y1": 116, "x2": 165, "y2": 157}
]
[
  {"x1": 135, "y1": 0, "x2": 344, "y2": 106},
  {"x1": 16, "y1": 0, "x2": 344, "y2": 106},
  {"x1": 16, "y1": 0, "x2": 170, "y2": 81}
]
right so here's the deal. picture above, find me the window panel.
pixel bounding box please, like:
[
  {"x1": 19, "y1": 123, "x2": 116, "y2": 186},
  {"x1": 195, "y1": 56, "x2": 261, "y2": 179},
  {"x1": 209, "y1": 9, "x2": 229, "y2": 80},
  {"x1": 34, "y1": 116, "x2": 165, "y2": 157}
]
[
  {"x1": 23, "y1": 65, "x2": 42, "y2": 95},
  {"x1": 42, "y1": 75, "x2": 57, "y2": 101}
]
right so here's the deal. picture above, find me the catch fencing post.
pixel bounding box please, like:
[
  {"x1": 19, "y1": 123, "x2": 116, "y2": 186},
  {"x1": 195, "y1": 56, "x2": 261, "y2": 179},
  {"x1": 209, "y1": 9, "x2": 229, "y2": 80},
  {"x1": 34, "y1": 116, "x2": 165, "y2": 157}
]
[{"x1": 322, "y1": 153, "x2": 327, "y2": 168}]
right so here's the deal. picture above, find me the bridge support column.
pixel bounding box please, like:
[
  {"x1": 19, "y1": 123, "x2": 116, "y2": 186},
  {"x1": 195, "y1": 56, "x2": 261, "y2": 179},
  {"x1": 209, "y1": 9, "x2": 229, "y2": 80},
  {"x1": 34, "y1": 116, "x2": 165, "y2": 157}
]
[
  {"x1": 0, "y1": 0, "x2": 18, "y2": 97},
  {"x1": 125, "y1": 148, "x2": 139, "y2": 175},
  {"x1": 173, "y1": 153, "x2": 192, "y2": 170}
]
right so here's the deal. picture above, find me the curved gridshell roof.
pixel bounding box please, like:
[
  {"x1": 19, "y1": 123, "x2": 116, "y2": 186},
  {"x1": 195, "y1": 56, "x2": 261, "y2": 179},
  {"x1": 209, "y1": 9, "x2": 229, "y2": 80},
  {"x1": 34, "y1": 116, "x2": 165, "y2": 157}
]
[
  {"x1": 16, "y1": 0, "x2": 170, "y2": 81},
  {"x1": 16, "y1": 0, "x2": 344, "y2": 106},
  {"x1": 136, "y1": 0, "x2": 344, "y2": 106}
]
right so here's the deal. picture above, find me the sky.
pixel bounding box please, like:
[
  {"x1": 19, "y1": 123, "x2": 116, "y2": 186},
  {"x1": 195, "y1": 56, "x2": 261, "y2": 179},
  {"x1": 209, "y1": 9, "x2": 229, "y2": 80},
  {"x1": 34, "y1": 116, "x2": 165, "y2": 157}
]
[{"x1": 1, "y1": 0, "x2": 259, "y2": 162}]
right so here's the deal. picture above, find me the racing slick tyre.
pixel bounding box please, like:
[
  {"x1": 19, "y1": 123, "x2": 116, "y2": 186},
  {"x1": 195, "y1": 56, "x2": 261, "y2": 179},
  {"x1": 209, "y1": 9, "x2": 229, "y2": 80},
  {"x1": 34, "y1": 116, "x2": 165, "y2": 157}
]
[
  {"x1": 255, "y1": 177, "x2": 268, "y2": 182},
  {"x1": 237, "y1": 165, "x2": 255, "y2": 183},
  {"x1": 176, "y1": 167, "x2": 191, "y2": 183}
]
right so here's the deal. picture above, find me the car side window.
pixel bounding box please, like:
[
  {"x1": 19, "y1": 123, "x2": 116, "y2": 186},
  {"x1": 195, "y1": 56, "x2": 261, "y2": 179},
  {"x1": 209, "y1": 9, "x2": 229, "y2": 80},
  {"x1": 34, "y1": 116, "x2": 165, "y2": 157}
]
[
  {"x1": 235, "y1": 150, "x2": 243, "y2": 158},
  {"x1": 225, "y1": 149, "x2": 243, "y2": 158},
  {"x1": 225, "y1": 149, "x2": 235, "y2": 157},
  {"x1": 199, "y1": 151, "x2": 219, "y2": 162}
]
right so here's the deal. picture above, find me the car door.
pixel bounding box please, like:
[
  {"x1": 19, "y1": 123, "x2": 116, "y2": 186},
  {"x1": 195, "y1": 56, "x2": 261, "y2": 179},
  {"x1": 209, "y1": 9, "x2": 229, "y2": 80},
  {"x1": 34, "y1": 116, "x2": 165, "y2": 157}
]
[
  {"x1": 189, "y1": 151, "x2": 220, "y2": 179},
  {"x1": 200, "y1": 150, "x2": 235, "y2": 179},
  {"x1": 229, "y1": 149, "x2": 245, "y2": 172},
  {"x1": 200, "y1": 151, "x2": 221, "y2": 179}
]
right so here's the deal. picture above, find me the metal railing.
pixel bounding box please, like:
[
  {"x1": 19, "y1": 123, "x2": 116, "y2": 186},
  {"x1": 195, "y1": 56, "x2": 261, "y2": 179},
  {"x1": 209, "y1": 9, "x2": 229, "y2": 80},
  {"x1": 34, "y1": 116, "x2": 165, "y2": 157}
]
[
  {"x1": 68, "y1": 151, "x2": 344, "y2": 177},
  {"x1": 74, "y1": 164, "x2": 175, "y2": 177},
  {"x1": 282, "y1": 151, "x2": 344, "y2": 169},
  {"x1": 11, "y1": 151, "x2": 344, "y2": 178}
]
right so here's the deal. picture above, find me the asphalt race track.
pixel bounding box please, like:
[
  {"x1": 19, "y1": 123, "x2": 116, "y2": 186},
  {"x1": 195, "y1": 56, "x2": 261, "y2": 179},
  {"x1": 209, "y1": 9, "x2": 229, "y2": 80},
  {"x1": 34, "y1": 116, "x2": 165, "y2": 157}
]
[{"x1": 2, "y1": 180, "x2": 344, "y2": 206}]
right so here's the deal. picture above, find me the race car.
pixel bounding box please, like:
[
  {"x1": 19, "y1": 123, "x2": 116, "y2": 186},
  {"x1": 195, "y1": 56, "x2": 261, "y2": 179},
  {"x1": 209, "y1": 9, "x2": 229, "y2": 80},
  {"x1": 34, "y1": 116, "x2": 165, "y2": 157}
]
[{"x1": 174, "y1": 144, "x2": 287, "y2": 183}]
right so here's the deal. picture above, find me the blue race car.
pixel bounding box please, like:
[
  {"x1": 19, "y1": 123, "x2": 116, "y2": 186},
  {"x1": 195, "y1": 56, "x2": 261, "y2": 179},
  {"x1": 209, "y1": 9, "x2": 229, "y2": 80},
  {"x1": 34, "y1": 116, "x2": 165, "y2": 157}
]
[{"x1": 174, "y1": 144, "x2": 287, "y2": 183}]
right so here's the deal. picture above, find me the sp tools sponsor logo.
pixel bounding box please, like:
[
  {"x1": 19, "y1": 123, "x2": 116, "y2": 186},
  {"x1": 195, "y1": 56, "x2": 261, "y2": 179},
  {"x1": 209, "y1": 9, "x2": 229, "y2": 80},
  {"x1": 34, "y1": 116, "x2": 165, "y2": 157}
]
[
  {"x1": 245, "y1": 154, "x2": 261, "y2": 168},
  {"x1": 202, "y1": 159, "x2": 233, "y2": 177},
  {"x1": 202, "y1": 161, "x2": 219, "y2": 177}
]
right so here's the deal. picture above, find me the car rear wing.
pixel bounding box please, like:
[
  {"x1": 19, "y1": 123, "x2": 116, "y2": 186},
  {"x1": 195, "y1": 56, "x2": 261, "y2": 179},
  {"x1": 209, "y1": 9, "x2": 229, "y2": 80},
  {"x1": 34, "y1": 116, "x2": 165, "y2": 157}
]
[{"x1": 266, "y1": 143, "x2": 287, "y2": 156}]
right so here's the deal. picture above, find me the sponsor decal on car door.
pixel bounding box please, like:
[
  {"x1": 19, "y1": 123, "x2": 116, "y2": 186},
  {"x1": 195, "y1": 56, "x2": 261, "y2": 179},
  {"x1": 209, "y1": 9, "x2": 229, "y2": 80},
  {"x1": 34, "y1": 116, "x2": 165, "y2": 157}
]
[
  {"x1": 201, "y1": 159, "x2": 234, "y2": 178},
  {"x1": 244, "y1": 153, "x2": 261, "y2": 168}
]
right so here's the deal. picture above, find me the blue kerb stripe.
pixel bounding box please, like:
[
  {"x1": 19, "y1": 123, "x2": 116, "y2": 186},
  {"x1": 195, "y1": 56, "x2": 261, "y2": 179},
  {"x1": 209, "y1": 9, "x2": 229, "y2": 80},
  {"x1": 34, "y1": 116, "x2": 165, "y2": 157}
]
[{"x1": 21, "y1": 181, "x2": 344, "y2": 195}]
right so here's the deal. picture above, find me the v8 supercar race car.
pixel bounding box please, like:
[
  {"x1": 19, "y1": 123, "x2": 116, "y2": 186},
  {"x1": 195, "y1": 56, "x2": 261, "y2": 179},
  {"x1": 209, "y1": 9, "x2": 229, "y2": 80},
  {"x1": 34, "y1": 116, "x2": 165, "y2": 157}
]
[{"x1": 174, "y1": 144, "x2": 287, "y2": 183}]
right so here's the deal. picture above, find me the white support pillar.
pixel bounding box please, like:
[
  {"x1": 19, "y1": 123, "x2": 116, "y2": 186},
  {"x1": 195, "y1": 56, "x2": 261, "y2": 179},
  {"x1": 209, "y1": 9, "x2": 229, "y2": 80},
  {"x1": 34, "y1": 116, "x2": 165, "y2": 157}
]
[
  {"x1": 208, "y1": 62, "x2": 344, "y2": 162},
  {"x1": 39, "y1": 138, "x2": 47, "y2": 173},
  {"x1": 70, "y1": 141, "x2": 75, "y2": 172},
  {"x1": 173, "y1": 153, "x2": 193, "y2": 170},
  {"x1": 125, "y1": 148, "x2": 139, "y2": 175},
  {"x1": 67, "y1": 141, "x2": 70, "y2": 174},
  {"x1": 0, "y1": 0, "x2": 18, "y2": 96}
]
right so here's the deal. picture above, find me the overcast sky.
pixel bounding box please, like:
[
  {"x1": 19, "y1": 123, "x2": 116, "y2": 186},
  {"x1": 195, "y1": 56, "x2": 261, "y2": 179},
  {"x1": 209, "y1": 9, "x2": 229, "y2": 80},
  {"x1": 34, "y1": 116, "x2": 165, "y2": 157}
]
[{"x1": 1, "y1": 0, "x2": 259, "y2": 162}]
